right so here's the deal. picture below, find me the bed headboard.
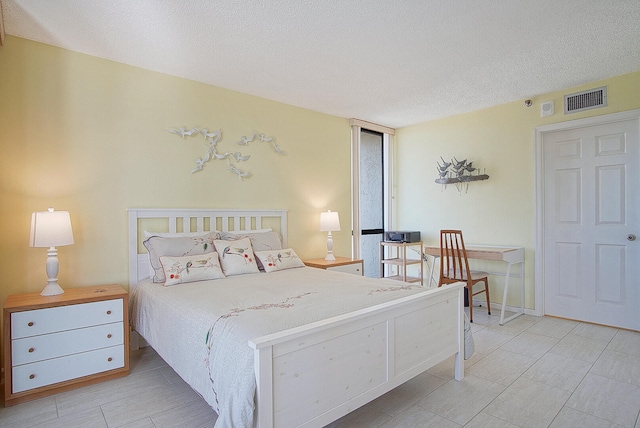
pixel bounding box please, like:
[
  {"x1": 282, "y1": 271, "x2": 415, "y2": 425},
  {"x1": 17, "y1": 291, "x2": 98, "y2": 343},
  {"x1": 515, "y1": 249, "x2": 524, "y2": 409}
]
[{"x1": 128, "y1": 208, "x2": 288, "y2": 287}]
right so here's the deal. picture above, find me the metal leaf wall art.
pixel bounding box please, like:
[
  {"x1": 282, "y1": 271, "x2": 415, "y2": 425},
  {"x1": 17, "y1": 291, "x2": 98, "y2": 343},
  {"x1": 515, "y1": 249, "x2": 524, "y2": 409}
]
[
  {"x1": 167, "y1": 127, "x2": 286, "y2": 180},
  {"x1": 435, "y1": 157, "x2": 489, "y2": 194}
]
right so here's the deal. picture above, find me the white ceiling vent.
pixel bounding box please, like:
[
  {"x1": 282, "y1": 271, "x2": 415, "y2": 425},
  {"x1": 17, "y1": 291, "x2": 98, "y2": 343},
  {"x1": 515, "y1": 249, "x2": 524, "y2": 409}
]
[{"x1": 564, "y1": 86, "x2": 607, "y2": 114}]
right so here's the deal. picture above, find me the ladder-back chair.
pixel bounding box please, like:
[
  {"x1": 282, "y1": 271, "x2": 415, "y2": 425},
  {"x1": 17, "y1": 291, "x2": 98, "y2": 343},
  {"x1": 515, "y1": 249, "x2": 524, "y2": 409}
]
[{"x1": 439, "y1": 230, "x2": 491, "y2": 322}]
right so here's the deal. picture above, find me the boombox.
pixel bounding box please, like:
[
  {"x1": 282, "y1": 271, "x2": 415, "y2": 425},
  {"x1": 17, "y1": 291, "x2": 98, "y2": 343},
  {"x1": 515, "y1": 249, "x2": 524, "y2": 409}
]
[{"x1": 384, "y1": 231, "x2": 421, "y2": 243}]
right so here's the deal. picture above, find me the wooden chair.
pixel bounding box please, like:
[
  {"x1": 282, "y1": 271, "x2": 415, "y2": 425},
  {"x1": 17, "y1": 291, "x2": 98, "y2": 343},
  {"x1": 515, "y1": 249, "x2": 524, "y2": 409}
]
[{"x1": 438, "y1": 230, "x2": 491, "y2": 322}]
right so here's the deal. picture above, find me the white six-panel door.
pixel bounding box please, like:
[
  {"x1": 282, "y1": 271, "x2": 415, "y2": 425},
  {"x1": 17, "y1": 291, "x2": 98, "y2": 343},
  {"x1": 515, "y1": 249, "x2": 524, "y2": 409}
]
[{"x1": 539, "y1": 112, "x2": 639, "y2": 330}]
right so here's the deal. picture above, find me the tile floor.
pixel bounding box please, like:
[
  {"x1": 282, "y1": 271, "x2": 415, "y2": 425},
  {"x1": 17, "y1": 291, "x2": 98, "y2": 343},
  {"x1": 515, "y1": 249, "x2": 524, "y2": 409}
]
[{"x1": 1, "y1": 312, "x2": 639, "y2": 428}]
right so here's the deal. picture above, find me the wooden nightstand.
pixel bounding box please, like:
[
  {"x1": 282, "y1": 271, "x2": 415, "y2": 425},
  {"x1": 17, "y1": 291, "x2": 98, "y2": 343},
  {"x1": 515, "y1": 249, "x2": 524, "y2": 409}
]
[
  {"x1": 3, "y1": 284, "x2": 129, "y2": 406},
  {"x1": 304, "y1": 257, "x2": 364, "y2": 276}
]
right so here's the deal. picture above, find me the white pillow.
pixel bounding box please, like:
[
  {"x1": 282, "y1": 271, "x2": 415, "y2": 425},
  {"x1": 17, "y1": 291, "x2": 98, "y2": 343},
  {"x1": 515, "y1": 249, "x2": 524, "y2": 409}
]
[
  {"x1": 254, "y1": 248, "x2": 305, "y2": 273},
  {"x1": 213, "y1": 237, "x2": 260, "y2": 276},
  {"x1": 143, "y1": 232, "x2": 220, "y2": 283},
  {"x1": 160, "y1": 253, "x2": 225, "y2": 286}
]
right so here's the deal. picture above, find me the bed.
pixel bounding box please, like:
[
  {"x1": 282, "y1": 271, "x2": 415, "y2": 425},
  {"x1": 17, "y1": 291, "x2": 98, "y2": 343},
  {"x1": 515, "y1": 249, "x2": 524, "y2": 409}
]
[{"x1": 127, "y1": 208, "x2": 464, "y2": 428}]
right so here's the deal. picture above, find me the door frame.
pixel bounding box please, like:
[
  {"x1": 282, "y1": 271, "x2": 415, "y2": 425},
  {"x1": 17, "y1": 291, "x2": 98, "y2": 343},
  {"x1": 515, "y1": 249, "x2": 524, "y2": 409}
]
[{"x1": 534, "y1": 108, "x2": 640, "y2": 317}]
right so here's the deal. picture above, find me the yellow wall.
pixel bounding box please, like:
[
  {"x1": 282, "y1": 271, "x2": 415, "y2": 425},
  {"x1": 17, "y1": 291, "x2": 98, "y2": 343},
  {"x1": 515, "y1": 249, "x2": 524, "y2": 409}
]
[
  {"x1": 394, "y1": 70, "x2": 640, "y2": 310},
  {"x1": 0, "y1": 36, "x2": 353, "y2": 309}
]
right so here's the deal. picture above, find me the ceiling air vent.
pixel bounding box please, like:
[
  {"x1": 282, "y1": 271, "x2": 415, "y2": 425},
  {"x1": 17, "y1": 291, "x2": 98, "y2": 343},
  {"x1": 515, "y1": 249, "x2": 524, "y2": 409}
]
[{"x1": 564, "y1": 86, "x2": 607, "y2": 114}]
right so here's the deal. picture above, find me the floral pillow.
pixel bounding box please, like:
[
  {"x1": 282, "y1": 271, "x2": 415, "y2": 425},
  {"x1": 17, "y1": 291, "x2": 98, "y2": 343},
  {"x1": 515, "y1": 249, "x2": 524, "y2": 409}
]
[
  {"x1": 143, "y1": 231, "x2": 219, "y2": 283},
  {"x1": 254, "y1": 248, "x2": 305, "y2": 273},
  {"x1": 160, "y1": 253, "x2": 225, "y2": 286},
  {"x1": 213, "y1": 237, "x2": 260, "y2": 276},
  {"x1": 220, "y1": 230, "x2": 283, "y2": 270}
]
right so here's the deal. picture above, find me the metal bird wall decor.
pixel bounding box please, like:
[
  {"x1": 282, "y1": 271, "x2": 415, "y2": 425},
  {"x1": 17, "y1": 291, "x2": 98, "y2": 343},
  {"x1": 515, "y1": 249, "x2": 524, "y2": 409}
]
[
  {"x1": 435, "y1": 157, "x2": 489, "y2": 194},
  {"x1": 167, "y1": 127, "x2": 286, "y2": 180}
]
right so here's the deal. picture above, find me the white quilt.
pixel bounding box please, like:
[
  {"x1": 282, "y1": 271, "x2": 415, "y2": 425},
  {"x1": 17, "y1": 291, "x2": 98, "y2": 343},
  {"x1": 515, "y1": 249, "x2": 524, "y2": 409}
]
[{"x1": 130, "y1": 267, "x2": 427, "y2": 428}]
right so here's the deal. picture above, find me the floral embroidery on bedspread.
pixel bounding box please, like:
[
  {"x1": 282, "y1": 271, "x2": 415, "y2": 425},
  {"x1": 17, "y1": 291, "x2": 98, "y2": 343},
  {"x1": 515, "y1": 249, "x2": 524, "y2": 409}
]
[
  {"x1": 368, "y1": 284, "x2": 420, "y2": 295},
  {"x1": 204, "y1": 291, "x2": 315, "y2": 409}
]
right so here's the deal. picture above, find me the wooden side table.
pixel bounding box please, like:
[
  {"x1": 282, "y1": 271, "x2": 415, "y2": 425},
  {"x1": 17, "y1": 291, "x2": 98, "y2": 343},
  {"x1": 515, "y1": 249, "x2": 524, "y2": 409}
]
[
  {"x1": 304, "y1": 257, "x2": 364, "y2": 276},
  {"x1": 3, "y1": 284, "x2": 129, "y2": 406}
]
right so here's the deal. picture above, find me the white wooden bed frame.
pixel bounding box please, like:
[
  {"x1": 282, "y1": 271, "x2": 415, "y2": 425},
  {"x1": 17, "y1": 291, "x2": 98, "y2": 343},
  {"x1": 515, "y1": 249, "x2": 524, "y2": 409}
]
[{"x1": 128, "y1": 208, "x2": 464, "y2": 428}]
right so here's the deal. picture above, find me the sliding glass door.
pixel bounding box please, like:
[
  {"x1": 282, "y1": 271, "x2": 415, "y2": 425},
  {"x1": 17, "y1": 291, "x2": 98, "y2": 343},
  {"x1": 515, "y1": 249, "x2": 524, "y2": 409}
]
[{"x1": 351, "y1": 120, "x2": 393, "y2": 278}]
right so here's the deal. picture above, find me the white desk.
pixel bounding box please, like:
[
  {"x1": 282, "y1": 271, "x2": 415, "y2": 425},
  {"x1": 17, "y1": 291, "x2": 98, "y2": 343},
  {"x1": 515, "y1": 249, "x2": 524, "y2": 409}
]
[{"x1": 423, "y1": 245, "x2": 525, "y2": 325}]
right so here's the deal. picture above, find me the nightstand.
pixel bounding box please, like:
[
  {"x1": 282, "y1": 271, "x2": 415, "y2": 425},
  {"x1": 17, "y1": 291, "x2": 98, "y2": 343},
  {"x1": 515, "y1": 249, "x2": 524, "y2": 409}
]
[
  {"x1": 304, "y1": 257, "x2": 364, "y2": 276},
  {"x1": 3, "y1": 284, "x2": 129, "y2": 406}
]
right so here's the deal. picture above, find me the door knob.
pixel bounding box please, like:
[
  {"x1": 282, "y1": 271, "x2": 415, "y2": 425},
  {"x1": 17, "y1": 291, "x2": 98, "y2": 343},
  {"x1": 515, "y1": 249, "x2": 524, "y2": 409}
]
[{"x1": 627, "y1": 234, "x2": 637, "y2": 241}]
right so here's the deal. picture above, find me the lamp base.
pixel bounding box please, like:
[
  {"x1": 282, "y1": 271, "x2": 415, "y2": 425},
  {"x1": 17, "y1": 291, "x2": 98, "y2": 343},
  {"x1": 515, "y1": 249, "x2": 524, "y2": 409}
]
[
  {"x1": 40, "y1": 282, "x2": 64, "y2": 296},
  {"x1": 324, "y1": 253, "x2": 336, "y2": 261}
]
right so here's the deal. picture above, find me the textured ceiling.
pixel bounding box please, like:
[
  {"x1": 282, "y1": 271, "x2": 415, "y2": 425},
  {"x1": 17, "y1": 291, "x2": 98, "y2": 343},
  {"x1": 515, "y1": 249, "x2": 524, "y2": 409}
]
[{"x1": 2, "y1": 0, "x2": 640, "y2": 128}]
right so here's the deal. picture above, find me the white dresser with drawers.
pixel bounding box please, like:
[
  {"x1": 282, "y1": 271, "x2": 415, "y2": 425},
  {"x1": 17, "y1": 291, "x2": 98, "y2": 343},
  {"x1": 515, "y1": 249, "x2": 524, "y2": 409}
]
[{"x1": 3, "y1": 284, "x2": 129, "y2": 406}]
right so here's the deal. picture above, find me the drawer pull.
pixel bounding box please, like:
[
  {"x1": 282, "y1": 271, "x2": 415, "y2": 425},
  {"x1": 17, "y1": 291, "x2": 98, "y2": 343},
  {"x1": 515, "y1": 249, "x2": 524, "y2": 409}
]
[
  {"x1": 29, "y1": 374, "x2": 36, "y2": 380},
  {"x1": 106, "y1": 310, "x2": 112, "y2": 315},
  {"x1": 28, "y1": 322, "x2": 34, "y2": 327},
  {"x1": 107, "y1": 357, "x2": 113, "y2": 362},
  {"x1": 28, "y1": 347, "x2": 35, "y2": 353},
  {"x1": 107, "y1": 334, "x2": 112, "y2": 339}
]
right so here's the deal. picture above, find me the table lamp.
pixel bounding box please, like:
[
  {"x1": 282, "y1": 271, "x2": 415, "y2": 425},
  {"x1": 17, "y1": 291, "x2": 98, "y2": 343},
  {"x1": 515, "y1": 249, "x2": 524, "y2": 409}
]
[
  {"x1": 30, "y1": 208, "x2": 74, "y2": 296},
  {"x1": 319, "y1": 210, "x2": 340, "y2": 261}
]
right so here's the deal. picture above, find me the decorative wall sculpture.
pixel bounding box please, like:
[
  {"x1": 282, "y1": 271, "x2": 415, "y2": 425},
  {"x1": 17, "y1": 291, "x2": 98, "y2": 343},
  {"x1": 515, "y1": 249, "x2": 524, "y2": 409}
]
[
  {"x1": 435, "y1": 157, "x2": 489, "y2": 194},
  {"x1": 167, "y1": 127, "x2": 286, "y2": 180}
]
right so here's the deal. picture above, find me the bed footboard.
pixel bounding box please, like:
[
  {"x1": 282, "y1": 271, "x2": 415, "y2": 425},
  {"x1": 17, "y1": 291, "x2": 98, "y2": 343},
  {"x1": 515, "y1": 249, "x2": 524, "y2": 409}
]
[{"x1": 249, "y1": 282, "x2": 464, "y2": 428}]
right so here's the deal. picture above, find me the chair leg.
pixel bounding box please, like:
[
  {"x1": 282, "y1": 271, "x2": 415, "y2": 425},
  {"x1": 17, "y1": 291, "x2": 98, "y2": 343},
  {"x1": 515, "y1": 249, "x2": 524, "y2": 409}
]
[
  {"x1": 484, "y1": 279, "x2": 491, "y2": 315},
  {"x1": 467, "y1": 283, "x2": 473, "y2": 323}
]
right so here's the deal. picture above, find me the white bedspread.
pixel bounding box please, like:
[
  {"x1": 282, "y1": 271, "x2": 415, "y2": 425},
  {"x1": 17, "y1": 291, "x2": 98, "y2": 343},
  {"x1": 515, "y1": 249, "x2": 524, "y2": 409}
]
[{"x1": 130, "y1": 267, "x2": 428, "y2": 428}]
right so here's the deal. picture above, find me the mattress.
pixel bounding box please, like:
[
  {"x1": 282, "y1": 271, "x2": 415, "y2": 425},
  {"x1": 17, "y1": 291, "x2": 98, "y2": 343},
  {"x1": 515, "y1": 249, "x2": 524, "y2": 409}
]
[{"x1": 130, "y1": 266, "x2": 426, "y2": 428}]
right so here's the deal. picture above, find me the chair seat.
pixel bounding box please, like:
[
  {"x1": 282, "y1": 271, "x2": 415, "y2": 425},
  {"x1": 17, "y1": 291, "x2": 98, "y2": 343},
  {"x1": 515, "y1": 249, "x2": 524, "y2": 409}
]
[{"x1": 444, "y1": 269, "x2": 489, "y2": 281}]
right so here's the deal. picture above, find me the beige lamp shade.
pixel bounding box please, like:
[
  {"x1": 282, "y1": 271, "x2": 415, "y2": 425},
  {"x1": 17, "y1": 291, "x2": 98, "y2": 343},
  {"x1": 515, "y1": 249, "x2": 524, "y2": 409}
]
[
  {"x1": 319, "y1": 210, "x2": 341, "y2": 232},
  {"x1": 30, "y1": 208, "x2": 74, "y2": 248}
]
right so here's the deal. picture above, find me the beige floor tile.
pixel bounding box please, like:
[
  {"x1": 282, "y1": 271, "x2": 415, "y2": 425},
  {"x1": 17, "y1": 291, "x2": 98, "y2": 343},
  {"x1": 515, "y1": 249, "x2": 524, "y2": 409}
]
[
  {"x1": 467, "y1": 348, "x2": 536, "y2": 386},
  {"x1": 416, "y1": 374, "x2": 505, "y2": 426},
  {"x1": 0, "y1": 396, "x2": 57, "y2": 428},
  {"x1": 55, "y1": 368, "x2": 172, "y2": 417},
  {"x1": 549, "y1": 407, "x2": 625, "y2": 428},
  {"x1": 129, "y1": 347, "x2": 170, "y2": 374},
  {"x1": 566, "y1": 373, "x2": 640, "y2": 427},
  {"x1": 30, "y1": 406, "x2": 107, "y2": 428},
  {"x1": 591, "y1": 349, "x2": 640, "y2": 386},
  {"x1": 548, "y1": 333, "x2": 608, "y2": 363},
  {"x1": 608, "y1": 330, "x2": 640, "y2": 357},
  {"x1": 378, "y1": 404, "x2": 460, "y2": 428},
  {"x1": 325, "y1": 400, "x2": 392, "y2": 427},
  {"x1": 426, "y1": 352, "x2": 485, "y2": 380},
  {"x1": 499, "y1": 331, "x2": 558, "y2": 359},
  {"x1": 486, "y1": 314, "x2": 542, "y2": 336},
  {"x1": 369, "y1": 371, "x2": 448, "y2": 417},
  {"x1": 484, "y1": 377, "x2": 571, "y2": 428},
  {"x1": 465, "y1": 306, "x2": 497, "y2": 326},
  {"x1": 150, "y1": 397, "x2": 218, "y2": 428},
  {"x1": 569, "y1": 322, "x2": 618, "y2": 342},
  {"x1": 470, "y1": 328, "x2": 513, "y2": 355},
  {"x1": 100, "y1": 379, "x2": 201, "y2": 427},
  {"x1": 521, "y1": 353, "x2": 592, "y2": 392},
  {"x1": 526, "y1": 317, "x2": 578, "y2": 339},
  {"x1": 118, "y1": 418, "x2": 158, "y2": 428},
  {"x1": 465, "y1": 411, "x2": 520, "y2": 427}
]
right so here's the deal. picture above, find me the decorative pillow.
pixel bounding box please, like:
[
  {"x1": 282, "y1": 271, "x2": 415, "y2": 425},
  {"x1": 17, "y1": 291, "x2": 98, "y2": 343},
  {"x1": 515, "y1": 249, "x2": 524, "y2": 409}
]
[
  {"x1": 254, "y1": 248, "x2": 305, "y2": 273},
  {"x1": 220, "y1": 230, "x2": 283, "y2": 270},
  {"x1": 213, "y1": 237, "x2": 260, "y2": 276},
  {"x1": 143, "y1": 231, "x2": 219, "y2": 283},
  {"x1": 160, "y1": 253, "x2": 225, "y2": 286}
]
